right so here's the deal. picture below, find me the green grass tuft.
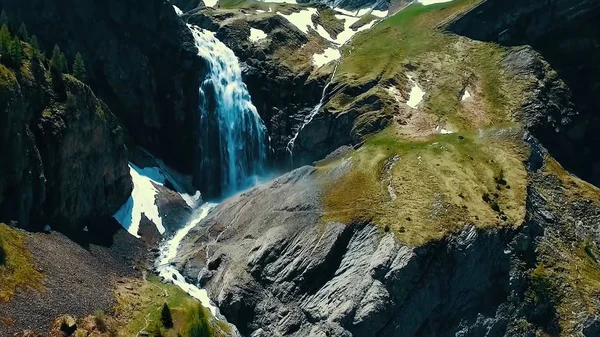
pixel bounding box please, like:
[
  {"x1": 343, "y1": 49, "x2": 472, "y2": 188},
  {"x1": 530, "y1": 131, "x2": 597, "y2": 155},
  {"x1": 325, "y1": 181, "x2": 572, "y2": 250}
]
[{"x1": 0, "y1": 223, "x2": 44, "y2": 302}]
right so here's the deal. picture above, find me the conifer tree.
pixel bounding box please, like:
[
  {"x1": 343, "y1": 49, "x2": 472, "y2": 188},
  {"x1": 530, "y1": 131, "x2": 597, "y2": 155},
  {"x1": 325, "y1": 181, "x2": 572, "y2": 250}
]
[
  {"x1": 16, "y1": 23, "x2": 27, "y2": 41},
  {"x1": 50, "y1": 44, "x2": 66, "y2": 100},
  {"x1": 160, "y1": 303, "x2": 173, "y2": 329},
  {"x1": 0, "y1": 10, "x2": 8, "y2": 27},
  {"x1": 8, "y1": 38, "x2": 23, "y2": 66},
  {"x1": 73, "y1": 52, "x2": 86, "y2": 81},
  {"x1": 29, "y1": 35, "x2": 40, "y2": 59},
  {"x1": 50, "y1": 44, "x2": 65, "y2": 72},
  {"x1": 0, "y1": 24, "x2": 10, "y2": 57}
]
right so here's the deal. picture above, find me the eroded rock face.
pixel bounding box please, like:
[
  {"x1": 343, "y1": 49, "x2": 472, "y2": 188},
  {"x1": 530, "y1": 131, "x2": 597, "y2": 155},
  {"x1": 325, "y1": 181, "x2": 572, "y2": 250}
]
[
  {"x1": 0, "y1": 0, "x2": 205, "y2": 173},
  {"x1": 447, "y1": 0, "x2": 600, "y2": 186},
  {"x1": 0, "y1": 59, "x2": 131, "y2": 231},
  {"x1": 173, "y1": 140, "x2": 600, "y2": 336}
]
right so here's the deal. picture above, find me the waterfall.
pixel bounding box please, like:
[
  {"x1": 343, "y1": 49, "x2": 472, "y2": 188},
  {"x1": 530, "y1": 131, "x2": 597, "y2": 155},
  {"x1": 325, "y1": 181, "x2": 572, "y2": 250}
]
[
  {"x1": 286, "y1": 61, "x2": 341, "y2": 157},
  {"x1": 189, "y1": 24, "x2": 268, "y2": 198}
]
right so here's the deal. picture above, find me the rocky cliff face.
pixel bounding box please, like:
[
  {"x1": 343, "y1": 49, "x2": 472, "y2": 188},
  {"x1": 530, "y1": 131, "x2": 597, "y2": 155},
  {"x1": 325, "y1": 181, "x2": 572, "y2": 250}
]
[
  {"x1": 0, "y1": 0, "x2": 205, "y2": 173},
  {"x1": 447, "y1": 0, "x2": 600, "y2": 187},
  {"x1": 0, "y1": 56, "x2": 130, "y2": 231},
  {"x1": 174, "y1": 134, "x2": 600, "y2": 337}
]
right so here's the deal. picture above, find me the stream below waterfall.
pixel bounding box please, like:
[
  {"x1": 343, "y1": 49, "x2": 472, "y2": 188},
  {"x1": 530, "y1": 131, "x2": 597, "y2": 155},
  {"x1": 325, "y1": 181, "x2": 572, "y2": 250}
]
[{"x1": 155, "y1": 203, "x2": 219, "y2": 316}]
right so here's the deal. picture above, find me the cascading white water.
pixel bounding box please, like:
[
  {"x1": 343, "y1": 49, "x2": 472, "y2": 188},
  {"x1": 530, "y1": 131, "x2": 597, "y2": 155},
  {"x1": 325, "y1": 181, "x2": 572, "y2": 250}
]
[
  {"x1": 155, "y1": 203, "x2": 221, "y2": 316},
  {"x1": 190, "y1": 24, "x2": 269, "y2": 198}
]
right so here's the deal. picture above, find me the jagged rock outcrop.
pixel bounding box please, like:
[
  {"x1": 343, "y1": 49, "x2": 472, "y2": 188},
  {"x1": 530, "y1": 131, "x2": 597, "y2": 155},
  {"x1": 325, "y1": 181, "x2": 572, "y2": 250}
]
[
  {"x1": 174, "y1": 135, "x2": 600, "y2": 337},
  {"x1": 0, "y1": 57, "x2": 130, "y2": 231},
  {"x1": 447, "y1": 0, "x2": 600, "y2": 187},
  {"x1": 0, "y1": 0, "x2": 205, "y2": 173}
]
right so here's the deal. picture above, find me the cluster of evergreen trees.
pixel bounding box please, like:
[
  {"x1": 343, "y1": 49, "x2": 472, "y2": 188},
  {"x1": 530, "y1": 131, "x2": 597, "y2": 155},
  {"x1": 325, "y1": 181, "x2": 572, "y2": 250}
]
[{"x1": 0, "y1": 9, "x2": 86, "y2": 81}]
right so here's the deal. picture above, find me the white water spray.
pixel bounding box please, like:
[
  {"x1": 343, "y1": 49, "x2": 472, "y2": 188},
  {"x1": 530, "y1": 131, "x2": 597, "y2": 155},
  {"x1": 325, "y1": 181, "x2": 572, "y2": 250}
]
[{"x1": 155, "y1": 203, "x2": 220, "y2": 316}]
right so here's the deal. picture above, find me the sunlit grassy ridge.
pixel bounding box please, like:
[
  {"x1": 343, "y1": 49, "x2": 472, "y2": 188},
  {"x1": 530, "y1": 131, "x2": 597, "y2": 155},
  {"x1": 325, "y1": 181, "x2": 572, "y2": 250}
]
[
  {"x1": 327, "y1": 0, "x2": 528, "y2": 134},
  {"x1": 338, "y1": 0, "x2": 481, "y2": 81},
  {"x1": 319, "y1": 125, "x2": 528, "y2": 246},
  {"x1": 0, "y1": 223, "x2": 44, "y2": 302}
]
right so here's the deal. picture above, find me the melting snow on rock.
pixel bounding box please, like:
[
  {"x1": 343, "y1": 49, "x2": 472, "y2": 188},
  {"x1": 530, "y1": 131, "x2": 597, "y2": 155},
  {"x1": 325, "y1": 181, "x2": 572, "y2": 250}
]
[
  {"x1": 277, "y1": 8, "x2": 318, "y2": 34},
  {"x1": 113, "y1": 164, "x2": 166, "y2": 237},
  {"x1": 156, "y1": 203, "x2": 220, "y2": 316},
  {"x1": 461, "y1": 89, "x2": 472, "y2": 101},
  {"x1": 406, "y1": 75, "x2": 426, "y2": 109},
  {"x1": 172, "y1": 5, "x2": 183, "y2": 16},
  {"x1": 249, "y1": 28, "x2": 268, "y2": 42},
  {"x1": 312, "y1": 47, "x2": 341, "y2": 67},
  {"x1": 113, "y1": 162, "x2": 201, "y2": 237}
]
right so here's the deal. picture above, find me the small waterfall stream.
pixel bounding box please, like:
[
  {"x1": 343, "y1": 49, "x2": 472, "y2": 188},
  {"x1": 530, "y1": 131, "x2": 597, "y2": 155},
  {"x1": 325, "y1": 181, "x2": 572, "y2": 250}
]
[
  {"x1": 286, "y1": 61, "x2": 341, "y2": 156},
  {"x1": 191, "y1": 24, "x2": 269, "y2": 198}
]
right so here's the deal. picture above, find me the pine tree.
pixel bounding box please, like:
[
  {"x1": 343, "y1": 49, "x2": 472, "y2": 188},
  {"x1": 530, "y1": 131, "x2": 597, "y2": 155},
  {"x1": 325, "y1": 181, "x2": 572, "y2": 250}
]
[
  {"x1": 16, "y1": 23, "x2": 27, "y2": 41},
  {"x1": 29, "y1": 35, "x2": 40, "y2": 59},
  {"x1": 0, "y1": 24, "x2": 10, "y2": 57},
  {"x1": 0, "y1": 10, "x2": 8, "y2": 27},
  {"x1": 50, "y1": 44, "x2": 66, "y2": 100},
  {"x1": 60, "y1": 52, "x2": 68, "y2": 73},
  {"x1": 72, "y1": 52, "x2": 86, "y2": 81},
  {"x1": 8, "y1": 38, "x2": 23, "y2": 66},
  {"x1": 160, "y1": 303, "x2": 173, "y2": 329},
  {"x1": 50, "y1": 44, "x2": 65, "y2": 72}
]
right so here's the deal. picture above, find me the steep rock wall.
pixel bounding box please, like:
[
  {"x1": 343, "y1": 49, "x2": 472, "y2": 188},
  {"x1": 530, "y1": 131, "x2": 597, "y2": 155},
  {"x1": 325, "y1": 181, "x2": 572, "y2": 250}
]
[
  {"x1": 0, "y1": 0, "x2": 205, "y2": 173},
  {"x1": 0, "y1": 58, "x2": 130, "y2": 231}
]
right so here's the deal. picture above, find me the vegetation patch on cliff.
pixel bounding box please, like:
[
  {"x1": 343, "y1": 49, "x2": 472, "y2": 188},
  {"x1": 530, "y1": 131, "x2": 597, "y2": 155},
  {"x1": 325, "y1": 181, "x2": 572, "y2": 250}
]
[
  {"x1": 0, "y1": 223, "x2": 44, "y2": 302},
  {"x1": 323, "y1": 0, "x2": 528, "y2": 142},
  {"x1": 319, "y1": 125, "x2": 528, "y2": 246},
  {"x1": 94, "y1": 277, "x2": 230, "y2": 337}
]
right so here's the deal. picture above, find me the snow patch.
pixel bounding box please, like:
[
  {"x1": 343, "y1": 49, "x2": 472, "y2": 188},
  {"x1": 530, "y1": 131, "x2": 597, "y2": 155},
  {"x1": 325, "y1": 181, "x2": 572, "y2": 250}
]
[
  {"x1": 172, "y1": 5, "x2": 183, "y2": 16},
  {"x1": 461, "y1": 89, "x2": 471, "y2": 101},
  {"x1": 371, "y1": 9, "x2": 388, "y2": 18},
  {"x1": 418, "y1": 0, "x2": 454, "y2": 5},
  {"x1": 277, "y1": 8, "x2": 318, "y2": 34},
  {"x1": 312, "y1": 47, "x2": 341, "y2": 67},
  {"x1": 249, "y1": 27, "x2": 268, "y2": 42},
  {"x1": 406, "y1": 75, "x2": 425, "y2": 109},
  {"x1": 255, "y1": 9, "x2": 266, "y2": 13},
  {"x1": 204, "y1": 0, "x2": 219, "y2": 7},
  {"x1": 278, "y1": 9, "x2": 375, "y2": 46},
  {"x1": 334, "y1": 8, "x2": 359, "y2": 16},
  {"x1": 156, "y1": 203, "x2": 220, "y2": 316},
  {"x1": 113, "y1": 164, "x2": 165, "y2": 238},
  {"x1": 436, "y1": 126, "x2": 454, "y2": 134}
]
